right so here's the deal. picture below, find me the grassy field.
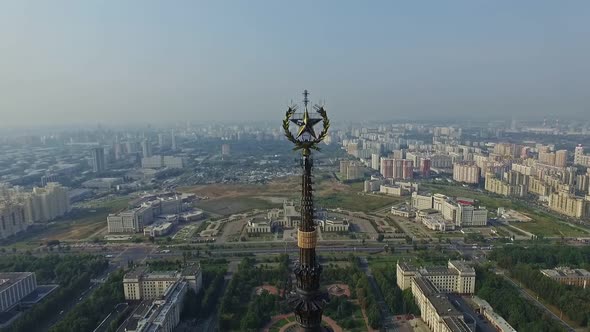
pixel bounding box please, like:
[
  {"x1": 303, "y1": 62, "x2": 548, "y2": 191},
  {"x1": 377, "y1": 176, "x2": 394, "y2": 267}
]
[
  {"x1": 197, "y1": 196, "x2": 282, "y2": 215},
  {"x1": 315, "y1": 192, "x2": 401, "y2": 212},
  {"x1": 421, "y1": 183, "x2": 590, "y2": 237},
  {"x1": 182, "y1": 174, "x2": 401, "y2": 215}
]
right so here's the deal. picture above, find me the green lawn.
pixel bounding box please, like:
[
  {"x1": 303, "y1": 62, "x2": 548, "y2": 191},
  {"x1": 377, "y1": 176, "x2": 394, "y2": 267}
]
[
  {"x1": 197, "y1": 197, "x2": 282, "y2": 215},
  {"x1": 316, "y1": 192, "x2": 402, "y2": 212}
]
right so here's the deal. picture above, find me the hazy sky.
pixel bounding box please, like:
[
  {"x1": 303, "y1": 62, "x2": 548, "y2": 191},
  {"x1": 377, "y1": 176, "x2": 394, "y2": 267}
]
[{"x1": 1, "y1": 1, "x2": 589, "y2": 126}]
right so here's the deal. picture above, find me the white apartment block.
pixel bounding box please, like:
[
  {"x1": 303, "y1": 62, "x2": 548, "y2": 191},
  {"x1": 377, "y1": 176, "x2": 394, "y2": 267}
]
[
  {"x1": 452, "y1": 163, "x2": 480, "y2": 184},
  {"x1": 0, "y1": 182, "x2": 70, "y2": 239},
  {"x1": 0, "y1": 202, "x2": 28, "y2": 240}
]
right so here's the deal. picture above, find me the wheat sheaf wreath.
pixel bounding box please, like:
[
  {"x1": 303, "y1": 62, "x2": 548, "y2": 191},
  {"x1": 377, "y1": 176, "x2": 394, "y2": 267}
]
[{"x1": 282, "y1": 106, "x2": 330, "y2": 152}]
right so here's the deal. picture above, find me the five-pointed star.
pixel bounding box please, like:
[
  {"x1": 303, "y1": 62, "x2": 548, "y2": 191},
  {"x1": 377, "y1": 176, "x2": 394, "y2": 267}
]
[{"x1": 291, "y1": 109, "x2": 322, "y2": 139}]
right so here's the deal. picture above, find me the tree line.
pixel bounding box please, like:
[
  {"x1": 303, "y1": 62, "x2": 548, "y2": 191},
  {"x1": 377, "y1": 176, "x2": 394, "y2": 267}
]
[
  {"x1": 372, "y1": 265, "x2": 420, "y2": 316},
  {"x1": 490, "y1": 245, "x2": 590, "y2": 327},
  {"x1": 476, "y1": 266, "x2": 566, "y2": 332},
  {"x1": 0, "y1": 254, "x2": 109, "y2": 332},
  {"x1": 50, "y1": 270, "x2": 125, "y2": 332},
  {"x1": 218, "y1": 255, "x2": 290, "y2": 331}
]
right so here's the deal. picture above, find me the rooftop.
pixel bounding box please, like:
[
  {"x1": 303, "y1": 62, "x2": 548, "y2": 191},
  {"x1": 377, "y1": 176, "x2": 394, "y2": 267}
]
[
  {"x1": 428, "y1": 293, "x2": 462, "y2": 317},
  {"x1": 0, "y1": 272, "x2": 34, "y2": 293},
  {"x1": 413, "y1": 277, "x2": 439, "y2": 296},
  {"x1": 443, "y1": 317, "x2": 473, "y2": 332},
  {"x1": 541, "y1": 267, "x2": 590, "y2": 278}
]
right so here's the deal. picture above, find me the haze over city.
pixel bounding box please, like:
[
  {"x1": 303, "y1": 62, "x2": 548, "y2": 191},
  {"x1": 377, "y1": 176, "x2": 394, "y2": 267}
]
[
  {"x1": 2, "y1": 1, "x2": 590, "y2": 127},
  {"x1": 2, "y1": 2, "x2": 590, "y2": 332}
]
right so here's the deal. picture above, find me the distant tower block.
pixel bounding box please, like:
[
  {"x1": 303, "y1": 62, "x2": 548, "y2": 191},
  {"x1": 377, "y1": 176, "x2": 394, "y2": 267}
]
[
  {"x1": 221, "y1": 144, "x2": 231, "y2": 156},
  {"x1": 91, "y1": 147, "x2": 106, "y2": 173},
  {"x1": 171, "y1": 130, "x2": 177, "y2": 151},
  {"x1": 141, "y1": 139, "x2": 152, "y2": 158}
]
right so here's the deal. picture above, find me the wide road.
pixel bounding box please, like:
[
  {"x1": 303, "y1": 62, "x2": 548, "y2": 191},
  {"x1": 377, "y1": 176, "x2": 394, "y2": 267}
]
[{"x1": 41, "y1": 263, "x2": 118, "y2": 332}]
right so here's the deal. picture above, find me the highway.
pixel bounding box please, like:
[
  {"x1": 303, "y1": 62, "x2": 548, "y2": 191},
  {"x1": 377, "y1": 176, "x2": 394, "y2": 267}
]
[{"x1": 40, "y1": 264, "x2": 118, "y2": 332}]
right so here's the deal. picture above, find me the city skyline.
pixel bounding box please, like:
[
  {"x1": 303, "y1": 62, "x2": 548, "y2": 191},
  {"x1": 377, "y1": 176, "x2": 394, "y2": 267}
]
[{"x1": 2, "y1": 1, "x2": 590, "y2": 126}]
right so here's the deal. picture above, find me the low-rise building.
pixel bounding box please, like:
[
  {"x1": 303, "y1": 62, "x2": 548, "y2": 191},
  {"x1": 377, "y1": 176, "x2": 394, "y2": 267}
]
[
  {"x1": 540, "y1": 267, "x2": 590, "y2": 288},
  {"x1": 123, "y1": 266, "x2": 202, "y2": 301},
  {"x1": 380, "y1": 181, "x2": 419, "y2": 197},
  {"x1": 391, "y1": 204, "x2": 415, "y2": 218},
  {"x1": 318, "y1": 217, "x2": 350, "y2": 232},
  {"x1": 118, "y1": 280, "x2": 189, "y2": 332},
  {"x1": 412, "y1": 192, "x2": 434, "y2": 210},
  {"x1": 246, "y1": 217, "x2": 273, "y2": 233},
  {"x1": 397, "y1": 261, "x2": 476, "y2": 294},
  {"x1": 471, "y1": 297, "x2": 517, "y2": 332},
  {"x1": 143, "y1": 222, "x2": 174, "y2": 237},
  {"x1": 108, "y1": 205, "x2": 154, "y2": 233},
  {"x1": 0, "y1": 272, "x2": 37, "y2": 312},
  {"x1": 411, "y1": 277, "x2": 474, "y2": 332}
]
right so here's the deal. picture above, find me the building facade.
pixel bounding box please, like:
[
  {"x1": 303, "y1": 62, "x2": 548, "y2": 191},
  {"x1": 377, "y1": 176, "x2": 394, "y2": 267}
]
[
  {"x1": 452, "y1": 163, "x2": 480, "y2": 184},
  {"x1": 540, "y1": 267, "x2": 590, "y2": 288},
  {"x1": 0, "y1": 272, "x2": 37, "y2": 312},
  {"x1": 123, "y1": 266, "x2": 202, "y2": 301},
  {"x1": 396, "y1": 261, "x2": 476, "y2": 295}
]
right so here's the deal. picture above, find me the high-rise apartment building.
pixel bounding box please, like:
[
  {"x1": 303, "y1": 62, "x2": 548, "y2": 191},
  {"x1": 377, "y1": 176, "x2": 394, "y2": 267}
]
[
  {"x1": 574, "y1": 145, "x2": 590, "y2": 167},
  {"x1": 485, "y1": 174, "x2": 527, "y2": 197},
  {"x1": 402, "y1": 160, "x2": 414, "y2": 180},
  {"x1": 371, "y1": 153, "x2": 380, "y2": 171},
  {"x1": 27, "y1": 183, "x2": 70, "y2": 222},
  {"x1": 91, "y1": 147, "x2": 106, "y2": 173},
  {"x1": 420, "y1": 158, "x2": 431, "y2": 177},
  {"x1": 171, "y1": 130, "x2": 177, "y2": 151},
  {"x1": 141, "y1": 139, "x2": 152, "y2": 158},
  {"x1": 0, "y1": 183, "x2": 70, "y2": 239},
  {"x1": 380, "y1": 158, "x2": 394, "y2": 178},
  {"x1": 555, "y1": 150, "x2": 567, "y2": 167},
  {"x1": 547, "y1": 191, "x2": 588, "y2": 219},
  {"x1": 452, "y1": 162, "x2": 480, "y2": 184},
  {"x1": 0, "y1": 202, "x2": 27, "y2": 240},
  {"x1": 221, "y1": 144, "x2": 231, "y2": 156},
  {"x1": 392, "y1": 159, "x2": 404, "y2": 179},
  {"x1": 158, "y1": 134, "x2": 166, "y2": 148}
]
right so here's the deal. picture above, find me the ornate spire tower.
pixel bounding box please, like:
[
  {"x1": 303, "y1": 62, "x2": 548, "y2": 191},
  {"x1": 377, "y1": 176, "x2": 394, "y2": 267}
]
[{"x1": 283, "y1": 90, "x2": 330, "y2": 331}]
